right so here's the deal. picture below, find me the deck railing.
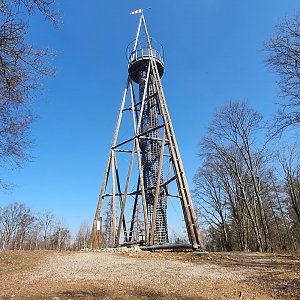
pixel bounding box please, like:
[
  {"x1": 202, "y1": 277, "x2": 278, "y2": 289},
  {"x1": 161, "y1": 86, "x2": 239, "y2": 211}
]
[{"x1": 128, "y1": 48, "x2": 164, "y2": 66}]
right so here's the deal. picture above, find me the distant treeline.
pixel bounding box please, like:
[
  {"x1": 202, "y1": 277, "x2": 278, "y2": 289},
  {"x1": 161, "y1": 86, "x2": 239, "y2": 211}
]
[{"x1": 0, "y1": 202, "x2": 90, "y2": 251}]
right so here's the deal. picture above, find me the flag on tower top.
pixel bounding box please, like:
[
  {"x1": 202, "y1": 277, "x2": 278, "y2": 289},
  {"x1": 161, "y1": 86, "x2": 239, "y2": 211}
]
[{"x1": 130, "y1": 9, "x2": 142, "y2": 15}]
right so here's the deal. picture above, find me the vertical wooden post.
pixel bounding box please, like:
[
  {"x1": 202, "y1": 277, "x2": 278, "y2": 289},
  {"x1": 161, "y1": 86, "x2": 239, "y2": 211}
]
[{"x1": 111, "y1": 150, "x2": 116, "y2": 245}]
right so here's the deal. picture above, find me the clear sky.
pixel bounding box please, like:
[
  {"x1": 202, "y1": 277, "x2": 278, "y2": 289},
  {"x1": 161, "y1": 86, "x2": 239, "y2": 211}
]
[{"x1": 1, "y1": 0, "x2": 299, "y2": 235}]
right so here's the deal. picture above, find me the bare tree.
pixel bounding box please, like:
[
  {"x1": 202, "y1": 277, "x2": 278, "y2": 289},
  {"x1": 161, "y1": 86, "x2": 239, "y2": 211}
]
[
  {"x1": 265, "y1": 9, "x2": 300, "y2": 133},
  {"x1": 8, "y1": 1, "x2": 57, "y2": 22},
  {"x1": 279, "y1": 146, "x2": 300, "y2": 221},
  {"x1": 0, "y1": 202, "x2": 76, "y2": 250},
  {"x1": 0, "y1": 0, "x2": 56, "y2": 186},
  {"x1": 74, "y1": 220, "x2": 91, "y2": 250},
  {"x1": 0, "y1": 202, "x2": 34, "y2": 249},
  {"x1": 268, "y1": 169, "x2": 297, "y2": 250},
  {"x1": 194, "y1": 161, "x2": 232, "y2": 251},
  {"x1": 277, "y1": 145, "x2": 300, "y2": 247},
  {"x1": 51, "y1": 220, "x2": 71, "y2": 251},
  {"x1": 37, "y1": 210, "x2": 55, "y2": 249},
  {"x1": 102, "y1": 198, "x2": 114, "y2": 248},
  {"x1": 130, "y1": 202, "x2": 145, "y2": 243},
  {"x1": 13, "y1": 209, "x2": 36, "y2": 249},
  {"x1": 198, "y1": 101, "x2": 272, "y2": 252}
]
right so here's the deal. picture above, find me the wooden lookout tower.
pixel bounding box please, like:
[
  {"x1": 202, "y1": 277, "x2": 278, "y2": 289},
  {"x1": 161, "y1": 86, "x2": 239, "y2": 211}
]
[{"x1": 91, "y1": 11, "x2": 204, "y2": 251}]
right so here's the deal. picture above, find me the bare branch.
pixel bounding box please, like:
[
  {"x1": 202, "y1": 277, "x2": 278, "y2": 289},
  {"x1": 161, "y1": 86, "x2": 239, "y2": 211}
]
[{"x1": 265, "y1": 10, "x2": 300, "y2": 133}]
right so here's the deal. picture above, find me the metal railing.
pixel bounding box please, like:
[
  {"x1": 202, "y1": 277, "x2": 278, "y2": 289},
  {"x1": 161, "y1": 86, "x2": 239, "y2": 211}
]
[{"x1": 128, "y1": 48, "x2": 164, "y2": 66}]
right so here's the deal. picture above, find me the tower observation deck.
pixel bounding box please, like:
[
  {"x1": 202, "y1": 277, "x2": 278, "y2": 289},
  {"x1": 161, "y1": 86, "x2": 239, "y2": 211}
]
[
  {"x1": 128, "y1": 42, "x2": 164, "y2": 83},
  {"x1": 91, "y1": 12, "x2": 204, "y2": 251}
]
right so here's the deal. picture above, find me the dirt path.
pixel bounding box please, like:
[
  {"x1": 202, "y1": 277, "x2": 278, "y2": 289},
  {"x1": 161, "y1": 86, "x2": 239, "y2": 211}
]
[{"x1": 0, "y1": 250, "x2": 299, "y2": 299}]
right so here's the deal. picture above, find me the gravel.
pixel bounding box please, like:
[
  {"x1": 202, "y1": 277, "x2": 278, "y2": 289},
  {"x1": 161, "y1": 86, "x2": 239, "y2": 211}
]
[{"x1": 28, "y1": 251, "x2": 249, "y2": 286}]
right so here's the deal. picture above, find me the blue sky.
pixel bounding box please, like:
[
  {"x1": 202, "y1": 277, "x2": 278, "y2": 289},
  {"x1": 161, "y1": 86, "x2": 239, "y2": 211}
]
[{"x1": 1, "y1": 0, "x2": 299, "y2": 235}]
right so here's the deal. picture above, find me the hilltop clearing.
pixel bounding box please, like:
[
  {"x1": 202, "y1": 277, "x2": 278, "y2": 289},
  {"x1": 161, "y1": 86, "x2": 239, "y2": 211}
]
[{"x1": 0, "y1": 250, "x2": 299, "y2": 299}]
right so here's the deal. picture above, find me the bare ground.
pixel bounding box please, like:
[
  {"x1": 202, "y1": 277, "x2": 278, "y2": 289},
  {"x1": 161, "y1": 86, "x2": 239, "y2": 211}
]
[{"x1": 0, "y1": 250, "x2": 299, "y2": 300}]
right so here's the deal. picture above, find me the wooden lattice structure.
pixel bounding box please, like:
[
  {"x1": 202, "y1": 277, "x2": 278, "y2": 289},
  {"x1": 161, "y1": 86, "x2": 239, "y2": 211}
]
[{"x1": 91, "y1": 12, "x2": 204, "y2": 251}]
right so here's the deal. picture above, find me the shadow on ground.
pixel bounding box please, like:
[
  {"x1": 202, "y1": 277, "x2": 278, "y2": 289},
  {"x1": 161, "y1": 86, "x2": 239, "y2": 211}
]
[{"x1": 24, "y1": 287, "x2": 206, "y2": 300}]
